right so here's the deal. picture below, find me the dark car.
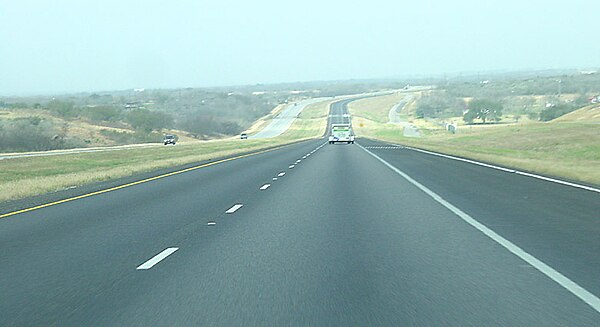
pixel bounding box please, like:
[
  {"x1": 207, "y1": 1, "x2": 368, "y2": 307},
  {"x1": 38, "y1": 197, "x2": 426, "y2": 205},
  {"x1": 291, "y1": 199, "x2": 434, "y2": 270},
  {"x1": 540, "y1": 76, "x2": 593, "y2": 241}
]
[{"x1": 163, "y1": 134, "x2": 176, "y2": 145}]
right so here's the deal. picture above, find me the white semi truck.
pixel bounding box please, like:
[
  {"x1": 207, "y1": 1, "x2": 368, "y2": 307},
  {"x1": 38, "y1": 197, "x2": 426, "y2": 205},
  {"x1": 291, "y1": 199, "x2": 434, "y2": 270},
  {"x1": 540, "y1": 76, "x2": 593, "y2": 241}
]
[{"x1": 328, "y1": 124, "x2": 354, "y2": 144}]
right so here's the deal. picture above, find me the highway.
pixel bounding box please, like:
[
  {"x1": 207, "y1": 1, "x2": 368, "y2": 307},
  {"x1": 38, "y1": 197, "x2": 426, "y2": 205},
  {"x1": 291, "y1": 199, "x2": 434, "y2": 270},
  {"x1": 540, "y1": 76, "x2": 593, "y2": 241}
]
[
  {"x1": 1, "y1": 99, "x2": 599, "y2": 326},
  {"x1": 250, "y1": 98, "x2": 331, "y2": 139}
]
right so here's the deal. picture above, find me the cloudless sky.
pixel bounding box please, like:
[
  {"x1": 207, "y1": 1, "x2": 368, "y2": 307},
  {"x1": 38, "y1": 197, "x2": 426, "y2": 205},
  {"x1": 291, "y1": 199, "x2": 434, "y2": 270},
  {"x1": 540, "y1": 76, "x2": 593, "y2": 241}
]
[{"x1": 1, "y1": 0, "x2": 599, "y2": 95}]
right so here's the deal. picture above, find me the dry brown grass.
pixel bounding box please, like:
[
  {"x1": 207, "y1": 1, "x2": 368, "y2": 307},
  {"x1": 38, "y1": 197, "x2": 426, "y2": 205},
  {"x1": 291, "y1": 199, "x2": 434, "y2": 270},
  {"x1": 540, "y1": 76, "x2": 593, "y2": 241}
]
[
  {"x1": 0, "y1": 142, "x2": 288, "y2": 202},
  {"x1": 553, "y1": 104, "x2": 600, "y2": 122},
  {"x1": 0, "y1": 139, "x2": 301, "y2": 203}
]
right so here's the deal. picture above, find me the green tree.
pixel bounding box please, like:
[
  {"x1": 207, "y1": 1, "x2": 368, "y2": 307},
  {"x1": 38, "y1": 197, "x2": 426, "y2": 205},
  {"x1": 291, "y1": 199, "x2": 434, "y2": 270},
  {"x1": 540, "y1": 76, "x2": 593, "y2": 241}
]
[
  {"x1": 539, "y1": 104, "x2": 577, "y2": 121},
  {"x1": 463, "y1": 99, "x2": 503, "y2": 124},
  {"x1": 415, "y1": 93, "x2": 464, "y2": 118},
  {"x1": 463, "y1": 109, "x2": 477, "y2": 124}
]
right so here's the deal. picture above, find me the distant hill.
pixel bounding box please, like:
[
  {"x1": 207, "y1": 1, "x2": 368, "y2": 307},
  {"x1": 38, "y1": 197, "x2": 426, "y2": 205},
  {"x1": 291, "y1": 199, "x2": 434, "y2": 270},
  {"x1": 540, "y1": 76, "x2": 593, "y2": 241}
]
[{"x1": 552, "y1": 104, "x2": 600, "y2": 122}]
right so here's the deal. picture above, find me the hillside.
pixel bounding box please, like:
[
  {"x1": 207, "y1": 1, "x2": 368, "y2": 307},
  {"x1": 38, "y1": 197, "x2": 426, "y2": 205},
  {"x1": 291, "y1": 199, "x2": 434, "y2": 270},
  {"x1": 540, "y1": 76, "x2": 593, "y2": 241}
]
[
  {"x1": 0, "y1": 89, "x2": 285, "y2": 152},
  {"x1": 552, "y1": 104, "x2": 600, "y2": 122}
]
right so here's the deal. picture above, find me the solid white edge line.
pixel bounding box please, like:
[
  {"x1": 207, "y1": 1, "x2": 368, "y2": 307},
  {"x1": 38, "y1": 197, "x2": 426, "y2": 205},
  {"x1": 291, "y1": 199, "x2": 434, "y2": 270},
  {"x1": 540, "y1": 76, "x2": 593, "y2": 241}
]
[
  {"x1": 225, "y1": 203, "x2": 244, "y2": 214},
  {"x1": 404, "y1": 145, "x2": 515, "y2": 173},
  {"x1": 358, "y1": 144, "x2": 600, "y2": 313},
  {"x1": 394, "y1": 144, "x2": 600, "y2": 193},
  {"x1": 136, "y1": 247, "x2": 179, "y2": 270},
  {"x1": 260, "y1": 183, "x2": 271, "y2": 190},
  {"x1": 514, "y1": 171, "x2": 600, "y2": 193}
]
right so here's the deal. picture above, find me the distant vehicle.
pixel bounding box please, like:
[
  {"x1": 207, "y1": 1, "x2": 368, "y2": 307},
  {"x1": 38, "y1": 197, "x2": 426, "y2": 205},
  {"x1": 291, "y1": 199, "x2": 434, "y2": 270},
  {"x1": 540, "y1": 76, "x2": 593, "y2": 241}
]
[
  {"x1": 240, "y1": 133, "x2": 248, "y2": 139},
  {"x1": 163, "y1": 134, "x2": 176, "y2": 145},
  {"x1": 329, "y1": 124, "x2": 354, "y2": 144}
]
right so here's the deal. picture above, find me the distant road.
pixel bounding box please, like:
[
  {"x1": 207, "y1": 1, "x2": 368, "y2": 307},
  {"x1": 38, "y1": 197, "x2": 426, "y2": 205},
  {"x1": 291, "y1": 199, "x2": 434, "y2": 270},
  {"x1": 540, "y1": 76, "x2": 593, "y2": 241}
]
[
  {"x1": 388, "y1": 95, "x2": 421, "y2": 137},
  {"x1": 250, "y1": 98, "x2": 331, "y2": 139},
  {"x1": 253, "y1": 90, "x2": 401, "y2": 139},
  {"x1": 388, "y1": 96, "x2": 411, "y2": 124}
]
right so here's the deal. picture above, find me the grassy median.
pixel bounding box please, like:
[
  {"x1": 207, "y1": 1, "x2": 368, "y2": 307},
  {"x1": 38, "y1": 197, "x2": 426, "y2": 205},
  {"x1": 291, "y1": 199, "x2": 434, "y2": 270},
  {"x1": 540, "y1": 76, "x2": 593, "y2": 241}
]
[{"x1": 348, "y1": 92, "x2": 410, "y2": 123}]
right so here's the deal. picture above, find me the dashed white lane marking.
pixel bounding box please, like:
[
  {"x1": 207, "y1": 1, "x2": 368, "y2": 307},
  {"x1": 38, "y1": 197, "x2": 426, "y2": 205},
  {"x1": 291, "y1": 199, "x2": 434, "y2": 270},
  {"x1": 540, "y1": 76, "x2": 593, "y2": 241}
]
[
  {"x1": 302, "y1": 156, "x2": 307, "y2": 159},
  {"x1": 207, "y1": 221, "x2": 216, "y2": 226},
  {"x1": 289, "y1": 165, "x2": 295, "y2": 169},
  {"x1": 272, "y1": 177, "x2": 278, "y2": 181},
  {"x1": 260, "y1": 184, "x2": 271, "y2": 190},
  {"x1": 359, "y1": 144, "x2": 600, "y2": 313},
  {"x1": 395, "y1": 144, "x2": 600, "y2": 193},
  {"x1": 364, "y1": 146, "x2": 403, "y2": 150},
  {"x1": 225, "y1": 203, "x2": 244, "y2": 214},
  {"x1": 278, "y1": 172, "x2": 286, "y2": 177},
  {"x1": 136, "y1": 247, "x2": 179, "y2": 270},
  {"x1": 296, "y1": 160, "x2": 301, "y2": 163}
]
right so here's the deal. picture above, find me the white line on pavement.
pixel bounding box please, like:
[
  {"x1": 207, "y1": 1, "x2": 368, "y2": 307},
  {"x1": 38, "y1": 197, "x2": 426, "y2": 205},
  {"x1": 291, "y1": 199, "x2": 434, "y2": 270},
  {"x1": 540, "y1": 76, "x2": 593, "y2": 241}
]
[
  {"x1": 260, "y1": 184, "x2": 271, "y2": 190},
  {"x1": 225, "y1": 204, "x2": 244, "y2": 214},
  {"x1": 289, "y1": 165, "x2": 295, "y2": 169},
  {"x1": 136, "y1": 247, "x2": 179, "y2": 270},
  {"x1": 278, "y1": 172, "x2": 286, "y2": 177},
  {"x1": 515, "y1": 171, "x2": 600, "y2": 193},
  {"x1": 358, "y1": 144, "x2": 600, "y2": 314},
  {"x1": 403, "y1": 145, "x2": 515, "y2": 173},
  {"x1": 396, "y1": 144, "x2": 599, "y2": 193}
]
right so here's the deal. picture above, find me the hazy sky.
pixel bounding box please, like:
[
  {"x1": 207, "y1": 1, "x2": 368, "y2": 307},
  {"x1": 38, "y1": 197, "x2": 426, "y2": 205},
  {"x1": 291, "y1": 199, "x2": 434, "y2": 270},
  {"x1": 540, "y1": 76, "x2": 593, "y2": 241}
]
[{"x1": 2, "y1": 0, "x2": 599, "y2": 95}]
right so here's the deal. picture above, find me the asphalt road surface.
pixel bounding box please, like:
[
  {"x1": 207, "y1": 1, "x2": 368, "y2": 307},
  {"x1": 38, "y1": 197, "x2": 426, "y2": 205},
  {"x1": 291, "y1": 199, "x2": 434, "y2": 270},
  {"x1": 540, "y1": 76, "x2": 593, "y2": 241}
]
[
  {"x1": 250, "y1": 98, "x2": 330, "y2": 139},
  {"x1": 327, "y1": 98, "x2": 356, "y2": 134},
  {"x1": 1, "y1": 101, "x2": 599, "y2": 326},
  {"x1": 387, "y1": 96, "x2": 420, "y2": 137}
]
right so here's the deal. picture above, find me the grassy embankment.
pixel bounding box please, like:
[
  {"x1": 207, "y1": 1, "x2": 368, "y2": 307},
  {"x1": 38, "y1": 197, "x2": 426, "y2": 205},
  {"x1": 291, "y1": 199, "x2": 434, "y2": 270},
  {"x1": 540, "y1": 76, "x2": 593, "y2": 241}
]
[
  {"x1": 0, "y1": 99, "x2": 335, "y2": 203},
  {"x1": 348, "y1": 92, "x2": 411, "y2": 124},
  {"x1": 349, "y1": 94, "x2": 600, "y2": 186}
]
